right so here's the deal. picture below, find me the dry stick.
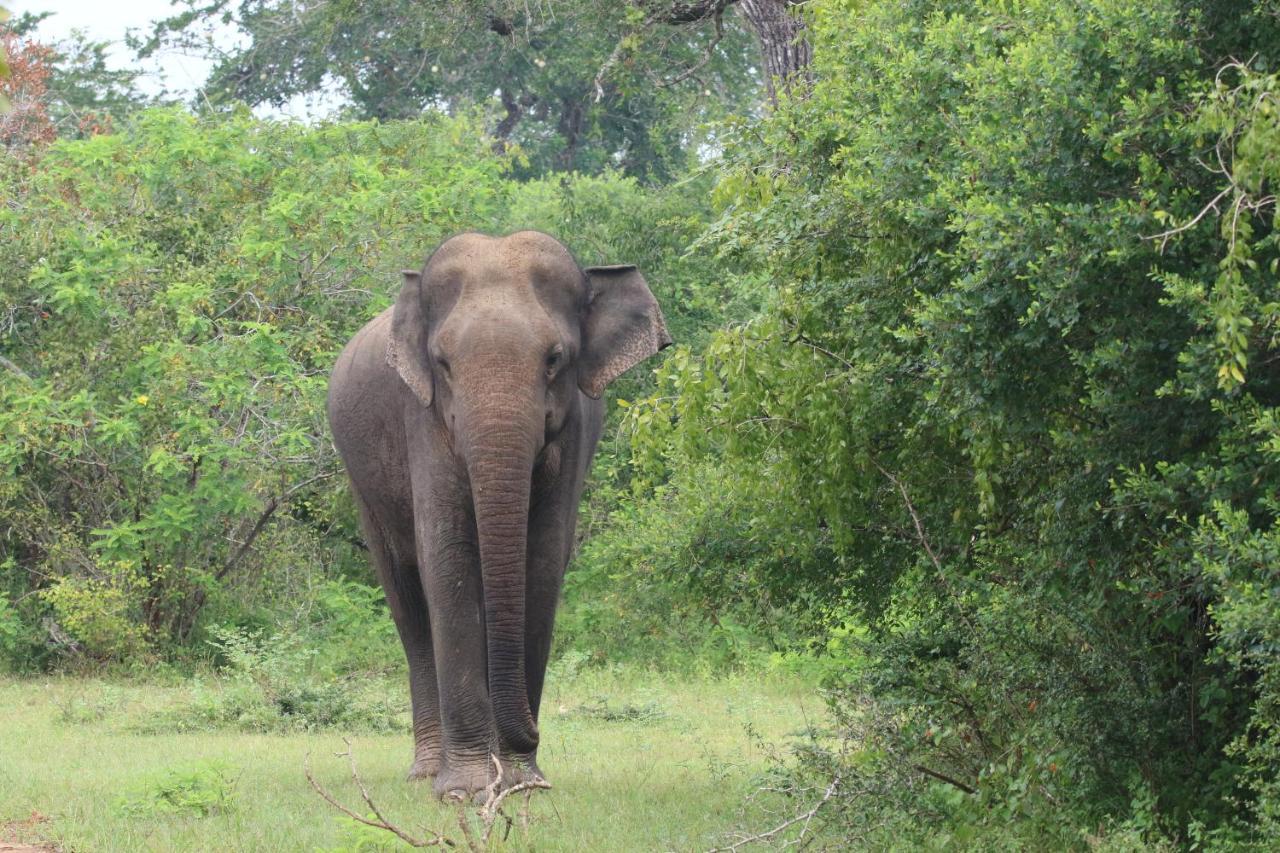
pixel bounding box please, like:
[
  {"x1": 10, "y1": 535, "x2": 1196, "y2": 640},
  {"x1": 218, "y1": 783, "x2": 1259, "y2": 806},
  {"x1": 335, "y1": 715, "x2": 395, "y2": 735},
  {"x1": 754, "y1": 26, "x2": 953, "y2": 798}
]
[
  {"x1": 871, "y1": 459, "x2": 975, "y2": 632},
  {"x1": 479, "y1": 754, "x2": 552, "y2": 844},
  {"x1": 709, "y1": 776, "x2": 841, "y2": 852},
  {"x1": 519, "y1": 790, "x2": 533, "y2": 835},
  {"x1": 304, "y1": 740, "x2": 456, "y2": 849},
  {"x1": 453, "y1": 800, "x2": 480, "y2": 853}
]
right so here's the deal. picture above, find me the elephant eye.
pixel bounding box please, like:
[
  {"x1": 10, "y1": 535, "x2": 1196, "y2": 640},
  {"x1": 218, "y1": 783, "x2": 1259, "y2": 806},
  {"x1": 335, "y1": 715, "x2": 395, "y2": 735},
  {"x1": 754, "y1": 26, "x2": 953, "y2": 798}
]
[
  {"x1": 436, "y1": 357, "x2": 451, "y2": 378},
  {"x1": 545, "y1": 347, "x2": 563, "y2": 377}
]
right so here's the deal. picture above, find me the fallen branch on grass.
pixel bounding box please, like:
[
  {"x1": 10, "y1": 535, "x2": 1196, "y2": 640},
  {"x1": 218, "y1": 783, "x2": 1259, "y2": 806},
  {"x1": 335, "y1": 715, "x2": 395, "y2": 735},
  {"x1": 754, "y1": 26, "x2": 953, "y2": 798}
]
[
  {"x1": 305, "y1": 739, "x2": 457, "y2": 848},
  {"x1": 304, "y1": 741, "x2": 550, "y2": 851},
  {"x1": 708, "y1": 775, "x2": 841, "y2": 851}
]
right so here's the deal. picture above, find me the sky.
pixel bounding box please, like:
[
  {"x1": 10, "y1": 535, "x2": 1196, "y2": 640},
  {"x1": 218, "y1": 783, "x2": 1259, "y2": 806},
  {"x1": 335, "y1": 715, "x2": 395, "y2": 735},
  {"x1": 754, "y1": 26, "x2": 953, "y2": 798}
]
[
  {"x1": 12, "y1": 0, "x2": 218, "y2": 101},
  {"x1": 10, "y1": 0, "x2": 334, "y2": 118}
]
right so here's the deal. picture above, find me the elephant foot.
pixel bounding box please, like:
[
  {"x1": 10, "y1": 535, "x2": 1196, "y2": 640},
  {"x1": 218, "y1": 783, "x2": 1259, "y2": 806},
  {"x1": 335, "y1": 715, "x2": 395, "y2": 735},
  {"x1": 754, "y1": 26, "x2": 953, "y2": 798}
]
[
  {"x1": 433, "y1": 760, "x2": 498, "y2": 802},
  {"x1": 501, "y1": 753, "x2": 548, "y2": 789},
  {"x1": 433, "y1": 754, "x2": 549, "y2": 802},
  {"x1": 406, "y1": 753, "x2": 442, "y2": 781}
]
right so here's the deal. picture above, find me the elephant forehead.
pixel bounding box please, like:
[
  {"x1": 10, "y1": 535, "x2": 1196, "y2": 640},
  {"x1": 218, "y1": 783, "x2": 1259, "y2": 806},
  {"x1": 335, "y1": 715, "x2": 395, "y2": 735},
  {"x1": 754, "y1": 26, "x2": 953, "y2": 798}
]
[{"x1": 430, "y1": 232, "x2": 582, "y2": 291}]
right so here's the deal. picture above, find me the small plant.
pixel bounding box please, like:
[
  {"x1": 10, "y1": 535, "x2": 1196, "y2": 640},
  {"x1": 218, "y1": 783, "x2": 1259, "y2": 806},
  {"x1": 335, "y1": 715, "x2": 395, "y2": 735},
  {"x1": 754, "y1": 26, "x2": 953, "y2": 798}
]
[
  {"x1": 52, "y1": 684, "x2": 124, "y2": 724},
  {"x1": 546, "y1": 648, "x2": 591, "y2": 684},
  {"x1": 115, "y1": 760, "x2": 238, "y2": 817},
  {"x1": 39, "y1": 562, "x2": 149, "y2": 661},
  {"x1": 569, "y1": 696, "x2": 666, "y2": 723}
]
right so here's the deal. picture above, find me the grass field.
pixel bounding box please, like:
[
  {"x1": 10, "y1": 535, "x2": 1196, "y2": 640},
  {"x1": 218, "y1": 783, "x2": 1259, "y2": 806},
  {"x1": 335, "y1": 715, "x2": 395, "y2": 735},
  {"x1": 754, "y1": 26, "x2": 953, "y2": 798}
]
[{"x1": 0, "y1": 667, "x2": 821, "y2": 851}]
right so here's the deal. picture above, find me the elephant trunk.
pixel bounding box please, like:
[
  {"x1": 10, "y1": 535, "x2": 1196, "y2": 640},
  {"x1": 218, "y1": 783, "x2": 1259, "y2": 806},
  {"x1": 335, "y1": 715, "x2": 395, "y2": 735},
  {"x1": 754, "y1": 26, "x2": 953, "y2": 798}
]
[{"x1": 466, "y1": 392, "x2": 540, "y2": 755}]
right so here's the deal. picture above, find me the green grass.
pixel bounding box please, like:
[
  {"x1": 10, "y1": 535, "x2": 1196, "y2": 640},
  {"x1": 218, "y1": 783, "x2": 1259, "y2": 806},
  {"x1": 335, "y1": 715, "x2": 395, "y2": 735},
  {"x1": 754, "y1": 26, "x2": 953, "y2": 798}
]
[{"x1": 0, "y1": 667, "x2": 820, "y2": 851}]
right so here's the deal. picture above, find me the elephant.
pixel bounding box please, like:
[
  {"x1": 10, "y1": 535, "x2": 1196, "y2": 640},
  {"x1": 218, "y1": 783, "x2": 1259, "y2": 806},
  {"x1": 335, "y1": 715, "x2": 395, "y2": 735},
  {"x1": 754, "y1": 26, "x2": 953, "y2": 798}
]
[{"x1": 326, "y1": 231, "x2": 671, "y2": 800}]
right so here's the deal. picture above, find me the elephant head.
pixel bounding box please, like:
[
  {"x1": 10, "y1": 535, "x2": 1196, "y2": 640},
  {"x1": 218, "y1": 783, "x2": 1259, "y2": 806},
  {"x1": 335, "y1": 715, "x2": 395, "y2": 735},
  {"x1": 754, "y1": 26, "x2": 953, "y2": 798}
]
[{"x1": 385, "y1": 231, "x2": 670, "y2": 753}]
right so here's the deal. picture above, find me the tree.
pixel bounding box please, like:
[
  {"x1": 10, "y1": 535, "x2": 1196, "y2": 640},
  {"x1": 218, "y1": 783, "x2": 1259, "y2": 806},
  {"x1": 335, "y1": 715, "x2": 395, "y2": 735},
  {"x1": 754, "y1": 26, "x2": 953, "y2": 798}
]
[
  {"x1": 0, "y1": 24, "x2": 55, "y2": 150},
  {"x1": 736, "y1": 0, "x2": 810, "y2": 102},
  {"x1": 139, "y1": 0, "x2": 761, "y2": 180},
  {"x1": 3, "y1": 13, "x2": 152, "y2": 141},
  {"x1": 621, "y1": 1, "x2": 812, "y2": 103},
  {"x1": 612, "y1": 0, "x2": 1280, "y2": 843}
]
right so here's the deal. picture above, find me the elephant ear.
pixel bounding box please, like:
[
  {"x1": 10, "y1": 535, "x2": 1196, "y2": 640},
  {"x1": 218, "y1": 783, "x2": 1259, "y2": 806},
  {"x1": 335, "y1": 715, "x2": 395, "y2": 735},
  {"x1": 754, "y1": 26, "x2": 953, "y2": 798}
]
[
  {"x1": 387, "y1": 269, "x2": 433, "y2": 407},
  {"x1": 578, "y1": 265, "x2": 672, "y2": 399}
]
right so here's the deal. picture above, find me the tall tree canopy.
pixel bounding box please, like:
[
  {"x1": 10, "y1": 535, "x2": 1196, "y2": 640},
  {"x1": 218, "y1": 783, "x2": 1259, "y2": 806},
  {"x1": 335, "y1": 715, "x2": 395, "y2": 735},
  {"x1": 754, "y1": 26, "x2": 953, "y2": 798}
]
[{"x1": 140, "y1": 0, "x2": 767, "y2": 179}]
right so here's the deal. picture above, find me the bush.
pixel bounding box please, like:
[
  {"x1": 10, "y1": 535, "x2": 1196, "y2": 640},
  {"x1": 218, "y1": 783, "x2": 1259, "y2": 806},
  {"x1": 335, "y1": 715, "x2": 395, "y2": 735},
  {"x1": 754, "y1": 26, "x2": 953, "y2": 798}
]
[
  {"x1": 617, "y1": 0, "x2": 1280, "y2": 842},
  {"x1": 0, "y1": 106, "x2": 733, "y2": 672},
  {"x1": 557, "y1": 462, "x2": 817, "y2": 673},
  {"x1": 138, "y1": 626, "x2": 407, "y2": 734}
]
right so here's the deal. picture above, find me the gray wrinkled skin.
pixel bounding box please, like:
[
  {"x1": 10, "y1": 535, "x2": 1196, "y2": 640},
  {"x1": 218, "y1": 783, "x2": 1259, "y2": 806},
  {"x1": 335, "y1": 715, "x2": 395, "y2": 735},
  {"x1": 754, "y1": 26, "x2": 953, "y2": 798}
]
[{"x1": 326, "y1": 231, "x2": 670, "y2": 800}]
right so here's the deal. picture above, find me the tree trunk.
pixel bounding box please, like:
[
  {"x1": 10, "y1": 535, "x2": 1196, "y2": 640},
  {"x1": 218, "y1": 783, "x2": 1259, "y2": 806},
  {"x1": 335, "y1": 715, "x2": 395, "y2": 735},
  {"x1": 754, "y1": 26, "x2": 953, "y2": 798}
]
[{"x1": 737, "y1": 0, "x2": 812, "y2": 103}]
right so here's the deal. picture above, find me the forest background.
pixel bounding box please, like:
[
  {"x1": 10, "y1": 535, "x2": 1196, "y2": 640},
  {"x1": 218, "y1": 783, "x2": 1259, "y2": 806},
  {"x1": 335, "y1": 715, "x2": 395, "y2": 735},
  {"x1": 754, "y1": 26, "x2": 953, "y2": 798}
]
[{"x1": 2, "y1": 0, "x2": 1280, "y2": 848}]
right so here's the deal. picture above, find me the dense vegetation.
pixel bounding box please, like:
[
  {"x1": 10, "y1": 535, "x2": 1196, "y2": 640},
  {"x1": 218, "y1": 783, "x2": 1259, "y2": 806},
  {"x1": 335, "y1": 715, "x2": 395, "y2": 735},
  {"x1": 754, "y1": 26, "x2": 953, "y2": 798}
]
[{"x1": 3, "y1": 0, "x2": 1280, "y2": 848}]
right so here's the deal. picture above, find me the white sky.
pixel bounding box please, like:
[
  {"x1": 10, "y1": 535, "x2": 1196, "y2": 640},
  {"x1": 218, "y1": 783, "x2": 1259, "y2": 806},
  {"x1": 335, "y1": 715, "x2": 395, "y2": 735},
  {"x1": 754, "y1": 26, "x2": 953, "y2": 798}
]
[
  {"x1": 10, "y1": 0, "x2": 333, "y2": 117},
  {"x1": 13, "y1": 0, "x2": 217, "y2": 100}
]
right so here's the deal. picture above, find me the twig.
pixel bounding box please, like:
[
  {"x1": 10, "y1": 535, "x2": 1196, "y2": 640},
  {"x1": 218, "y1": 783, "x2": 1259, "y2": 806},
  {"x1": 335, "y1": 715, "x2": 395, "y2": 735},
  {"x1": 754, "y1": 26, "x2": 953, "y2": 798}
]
[
  {"x1": 792, "y1": 334, "x2": 857, "y2": 372},
  {"x1": 872, "y1": 460, "x2": 976, "y2": 631},
  {"x1": 709, "y1": 775, "x2": 840, "y2": 851},
  {"x1": 1144, "y1": 185, "x2": 1232, "y2": 252},
  {"x1": 479, "y1": 754, "x2": 552, "y2": 843},
  {"x1": 871, "y1": 461, "x2": 942, "y2": 573},
  {"x1": 304, "y1": 740, "x2": 456, "y2": 848}
]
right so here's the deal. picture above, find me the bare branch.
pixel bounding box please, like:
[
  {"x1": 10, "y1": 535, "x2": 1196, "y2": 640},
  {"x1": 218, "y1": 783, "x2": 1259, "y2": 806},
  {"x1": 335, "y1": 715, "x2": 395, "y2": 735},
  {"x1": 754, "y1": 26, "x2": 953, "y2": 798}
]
[
  {"x1": 304, "y1": 741, "x2": 457, "y2": 848},
  {"x1": 872, "y1": 460, "x2": 976, "y2": 631},
  {"x1": 912, "y1": 763, "x2": 977, "y2": 795},
  {"x1": 0, "y1": 354, "x2": 33, "y2": 383},
  {"x1": 872, "y1": 461, "x2": 942, "y2": 573},
  {"x1": 216, "y1": 498, "x2": 279, "y2": 582},
  {"x1": 1144, "y1": 186, "x2": 1233, "y2": 252},
  {"x1": 709, "y1": 775, "x2": 840, "y2": 851}
]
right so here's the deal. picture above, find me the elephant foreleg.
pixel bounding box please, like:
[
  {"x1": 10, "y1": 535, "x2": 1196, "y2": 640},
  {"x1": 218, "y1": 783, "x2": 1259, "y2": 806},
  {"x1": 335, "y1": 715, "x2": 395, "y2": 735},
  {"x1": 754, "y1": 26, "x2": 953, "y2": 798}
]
[
  {"x1": 517, "y1": 463, "x2": 577, "y2": 782},
  {"x1": 355, "y1": 497, "x2": 442, "y2": 779}
]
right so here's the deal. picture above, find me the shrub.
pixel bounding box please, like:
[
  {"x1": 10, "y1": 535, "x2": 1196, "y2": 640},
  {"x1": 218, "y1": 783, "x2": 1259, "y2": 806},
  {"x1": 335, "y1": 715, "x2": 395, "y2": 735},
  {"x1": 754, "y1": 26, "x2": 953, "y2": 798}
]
[
  {"x1": 620, "y1": 0, "x2": 1280, "y2": 842},
  {"x1": 0, "y1": 107, "x2": 736, "y2": 672},
  {"x1": 138, "y1": 627, "x2": 407, "y2": 734},
  {"x1": 115, "y1": 761, "x2": 238, "y2": 817}
]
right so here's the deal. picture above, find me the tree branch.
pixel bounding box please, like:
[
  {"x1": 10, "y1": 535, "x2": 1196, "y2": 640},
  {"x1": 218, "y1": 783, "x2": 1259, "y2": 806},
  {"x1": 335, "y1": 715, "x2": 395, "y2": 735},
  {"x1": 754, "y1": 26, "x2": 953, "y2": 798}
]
[
  {"x1": 653, "y1": 0, "x2": 739, "y2": 25},
  {"x1": 912, "y1": 763, "x2": 977, "y2": 794},
  {"x1": 656, "y1": 6, "x2": 726, "y2": 88},
  {"x1": 216, "y1": 497, "x2": 278, "y2": 582},
  {"x1": 0, "y1": 354, "x2": 33, "y2": 383},
  {"x1": 305, "y1": 741, "x2": 457, "y2": 849}
]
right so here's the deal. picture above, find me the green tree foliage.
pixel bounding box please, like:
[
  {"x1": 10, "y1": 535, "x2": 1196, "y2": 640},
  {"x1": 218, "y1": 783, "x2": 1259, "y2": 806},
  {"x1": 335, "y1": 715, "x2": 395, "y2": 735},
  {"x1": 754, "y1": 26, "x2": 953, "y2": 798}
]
[
  {"x1": 0, "y1": 107, "x2": 728, "y2": 670},
  {"x1": 616, "y1": 0, "x2": 1280, "y2": 843},
  {"x1": 140, "y1": 0, "x2": 760, "y2": 180},
  {"x1": 0, "y1": 109, "x2": 509, "y2": 660}
]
